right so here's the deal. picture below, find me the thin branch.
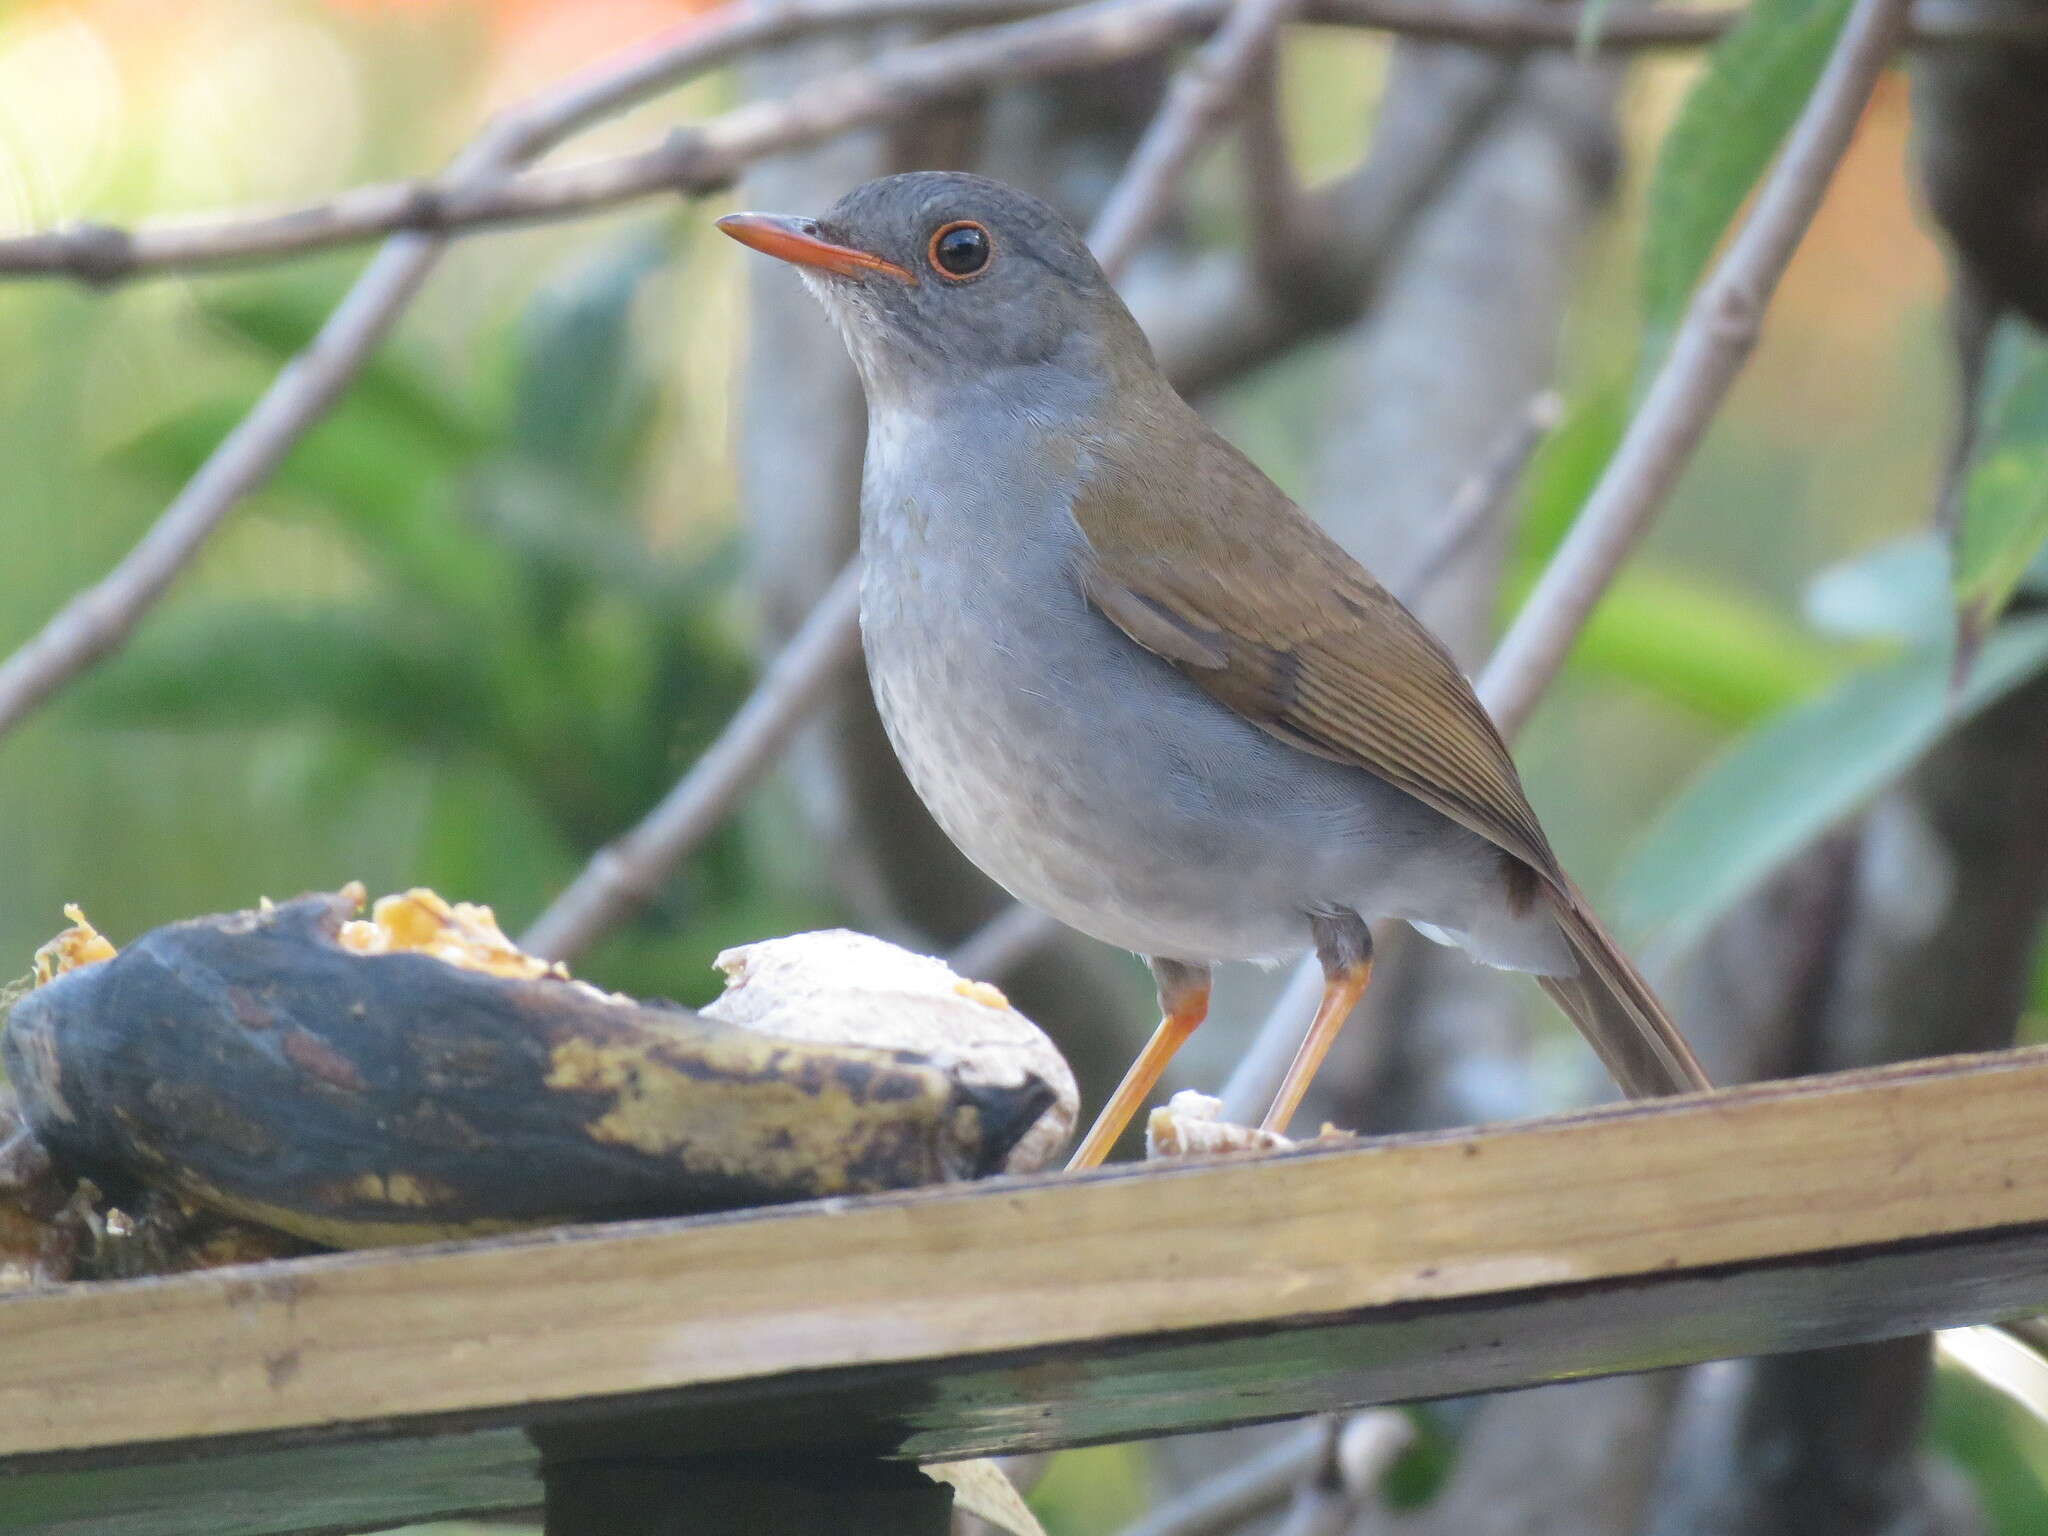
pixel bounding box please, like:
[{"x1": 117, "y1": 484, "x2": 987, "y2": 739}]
[
  {"x1": 1476, "y1": 0, "x2": 1914, "y2": 733},
  {"x1": 0, "y1": 1, "x2": 931, "y2": 748},
  {"x1": 11, "y1": 0, "x2": 1954, "y2": 290},
  {"x1": 0, "y1": 2, "x2": 2031, "y2": 289},
  {"x1": 1138, "y1": 53, "x2": 1522, "y2": 397},
  {"x1": 1270, "y1": 1432, "x2": 1391, "y2": 1536},
  {"x1": 1088, "y1": 0, "x2": 1308, "y2": 279},
  {"x1": 1114, "y1": 1412, "x2": 1412, "y2": 1536},
  {"x1": 1393, "y1": 388, "x2": 1564, "y2": 600},
  {"x1": 521, "y1": 563, "x2": 864, "y2": 961},
  {"x1": 949, "y1": 903, "x2": 1067, "y2": 980},
  {"x1": 1119, "y1": 1423, "x2": 1329, "y2": 1536},
  {"x1": 0, "y1": 238, "x2": 444, "y2": 745},
  {"x1": 0, "y1": 0, "x2": 1194, "y2": 286},
  {"x1": 1236, "y1": 47, "x2": 1315, "y2": 294}
]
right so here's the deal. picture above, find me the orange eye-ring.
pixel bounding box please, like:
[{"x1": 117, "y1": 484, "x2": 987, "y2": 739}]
[{"x1": 928, "y1": 221, "x2": 994, "y2": 281}]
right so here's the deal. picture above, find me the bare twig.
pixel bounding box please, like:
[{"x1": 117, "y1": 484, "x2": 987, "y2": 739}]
[
  {"x1": 0, "y1": 2, "x2": 2032, "y2": 290},
  {"x1": 1114, "y1": 1412, "x2": 1411, "y2": 1536},
  {"x1": 0, "y1": 0, "x2": 1061, "y2": 286},
  {"x1": 1119, "y1": 1423, "x2": 1330, "y2": 1536},
  {"x1": 521, "y1": 563, "x2": 863, "y2": 960},
  {"x1": 1476, "y1": 0, "x2": 1914, "y2": 734},
  {"x1": 1237, "y1": 48, "x2": 1315, "y2": 292},
  {"x1": 1138, "y1": 51, "x2": 1521, "y2": 396},
  {"x1": 0, "y1": 1, "x2": 941, "y2": 749},
  {"x1": 1393, "y1": 388, "x2": 1565, "y2": 603},
  {"x1": 949, "y1": 903, "x2": 1067, "y2": 980},
  {"x1": 0, "y1": 238, "x2": 444, "y2": 745},
  {"x1": 1088, "y1": 0, "x2": 1307, "y2": 278},
  {"x1": 25, "y1": 0, "x2": 1998, "y2": 291}
]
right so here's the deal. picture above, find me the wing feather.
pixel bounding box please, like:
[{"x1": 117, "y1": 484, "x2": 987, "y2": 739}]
[{"x1": 1071, "y1": 425, "x2": 1560, "y2": 884}]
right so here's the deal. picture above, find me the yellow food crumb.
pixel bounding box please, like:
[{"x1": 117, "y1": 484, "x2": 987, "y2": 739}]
[
  {"x1": 952, "y1": 979, "x2": 1010, "y2": 1010},
  {"x1": 337, "y1": 887, "x2": 567, "y2": 982},
  {"x1": 32, "y1": 905, "x2": 117, "y2": 986}
]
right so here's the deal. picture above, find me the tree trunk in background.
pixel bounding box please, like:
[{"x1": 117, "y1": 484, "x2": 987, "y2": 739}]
[
  {"x1": 737, "y1": 23, "x2": 1159, "y2": 1100},
  {"x1": 1132, "y1": 44, "x2": 1520, "y2": 398}
]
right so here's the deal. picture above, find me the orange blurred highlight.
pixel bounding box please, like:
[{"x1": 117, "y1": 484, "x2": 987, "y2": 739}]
[
  {"x1": 318, "y1": 0, "x2": 729, "y2": 117},
  {"x1": 1745, "y1": 71, "x2": 1949, "y2": 429}
]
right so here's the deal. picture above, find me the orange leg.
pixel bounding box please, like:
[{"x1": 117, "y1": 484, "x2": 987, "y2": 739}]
[
  {"x1": 1261, "y1": 914, "x2": 1374, "y2": 1137},
  {"x1": 1066, "y1": 960, "x2": 1210, "y2": 1171}
]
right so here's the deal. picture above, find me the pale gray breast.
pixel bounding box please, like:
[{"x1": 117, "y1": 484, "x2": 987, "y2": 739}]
[{"x1": 852, "y1": 398, "x2": 1531, "y2": 966}]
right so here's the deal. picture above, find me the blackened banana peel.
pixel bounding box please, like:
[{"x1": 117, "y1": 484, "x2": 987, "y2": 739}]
[{"x1": 3, "y1": 893, "x2": 1058, "y2": 1248}]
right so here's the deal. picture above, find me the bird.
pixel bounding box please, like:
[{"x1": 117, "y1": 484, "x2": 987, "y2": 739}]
[{"x1": 718, "y1": 171, "x2": 1709, "y2": 1170}]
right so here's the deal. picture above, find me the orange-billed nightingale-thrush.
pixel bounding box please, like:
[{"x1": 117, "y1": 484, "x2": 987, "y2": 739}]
[{"x1": 719, "y1": 171, "x2": 1710, "y2": 1170}]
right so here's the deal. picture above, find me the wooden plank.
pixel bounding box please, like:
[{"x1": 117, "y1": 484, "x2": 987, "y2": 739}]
[
  {"x1": 4, "y1": 1046, "x2": 2048, "y2": 1536},
  {"x1": 0, "y1": 1433, "x2": 538, "y2": 1536}
]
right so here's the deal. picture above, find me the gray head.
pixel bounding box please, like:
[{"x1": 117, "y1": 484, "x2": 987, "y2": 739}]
[{"x1": 718, "y1": 172, "x2": 1156, "y2": 409}]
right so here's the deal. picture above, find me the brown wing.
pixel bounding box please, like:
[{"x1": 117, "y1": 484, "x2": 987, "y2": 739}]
[
  {"x1": 1073, "y1": 422, "x2": 1560, "y2": 886},
  {"x1": 1073, "y1": 412, "x2": 1713, "y2": 1098}
]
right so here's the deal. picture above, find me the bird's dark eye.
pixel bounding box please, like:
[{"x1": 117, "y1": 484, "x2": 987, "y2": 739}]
[{"x1": 928, "y1": 221, "x2": 992, "y2": 280}]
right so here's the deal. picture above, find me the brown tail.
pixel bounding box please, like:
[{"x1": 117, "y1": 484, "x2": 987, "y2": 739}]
[{"x1": 1537, "y1": 881, "x2": 1711, "y2": 1099}]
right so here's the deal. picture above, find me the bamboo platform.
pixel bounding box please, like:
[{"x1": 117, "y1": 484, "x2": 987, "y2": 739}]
[{"x1": 6, "y1": 1044, "x2": 2048, "y2": 1535}]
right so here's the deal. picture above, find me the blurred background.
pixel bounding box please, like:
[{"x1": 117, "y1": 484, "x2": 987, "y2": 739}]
[{"x1": 1, "y1": 0, "x2": 2045, "y2": 1531}]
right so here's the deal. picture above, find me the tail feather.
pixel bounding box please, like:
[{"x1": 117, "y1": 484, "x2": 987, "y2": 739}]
[{"x1": 1538, "y1": 881, "x2": 1710, "y2": 1099}]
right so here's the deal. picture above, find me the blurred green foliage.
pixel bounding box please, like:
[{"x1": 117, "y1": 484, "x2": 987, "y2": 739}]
[
  {"x1": 2, "y1": 0, "x2": 2047, "y2": 1530},
  {"x1": 1955, "y1": 321, "x2": 2048, "y2": 649},
  {"x1": 1617, "y1": 609, "x2": 2048, "y2": 952},
  {"x1": 1936, "y1": 1363, "x2": 2048, "y2": 1536},
  {"x1": 1029, "y1": 1443, "x2": 1151, "y2": 1535},
  {"x1": 6, "y1": 225, "x2": 833, "y2": 1005},
  {"x1": 1637, "y1": 0, "x2": 1854, "y2": 369}
]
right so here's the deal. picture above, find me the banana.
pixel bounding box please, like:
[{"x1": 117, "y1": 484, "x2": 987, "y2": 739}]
[{"x1": 4, "y1": 891, "x2": 1060, "y2": 1249}]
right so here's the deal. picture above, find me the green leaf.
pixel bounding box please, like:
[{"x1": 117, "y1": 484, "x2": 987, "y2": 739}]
[
  {"x1": 1955, "y1": 320, "x2": 2048, "y2": 643},
  {"x1": 1613, "y1": 615, "x2": 2048, "y2": 952},
  {"x1": 414, "y1": 757, "x2": 579, "y2": 928},
  {"x1": 113, "y1": 399, "x2": 507, "y2": 615},
  {"x1": 1567, "y1": 564, "x2": 1843, "y2": 725},
  {"x1": 71, "y1": 604, "x2": 495, "y2": 744},
  {"x1": 1515, "y1": 378, "x2": 1629, "y2": 563},
  {"x1": 469, "y1": 462, "x2": 704, "y2": 609},
  {"x1": 1639, "y1": 0, "x2": 1853, "y2": 367},
  {"x1": 1803, "y1": 534, "x2": 1951, "y2": 644},
  {"x1": 201, "y1": 284, "x2": 485, "y2": 456},
  {"x1": 512, "y1": 231, "x2": 672, "y2": 488}
]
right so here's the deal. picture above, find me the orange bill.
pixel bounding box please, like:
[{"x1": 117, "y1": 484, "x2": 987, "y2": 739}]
[{"x1": 716, "y1": 213, "x2": 916, "y2": 284}]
